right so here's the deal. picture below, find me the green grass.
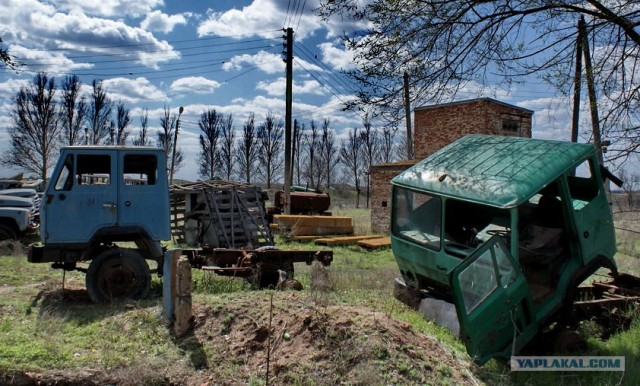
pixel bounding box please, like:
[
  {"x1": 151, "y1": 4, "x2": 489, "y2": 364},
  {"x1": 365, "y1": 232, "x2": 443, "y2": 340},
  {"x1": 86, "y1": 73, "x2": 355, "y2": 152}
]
[{"x1": 1, "y1": 208, "x2": 639, "y2": 385}]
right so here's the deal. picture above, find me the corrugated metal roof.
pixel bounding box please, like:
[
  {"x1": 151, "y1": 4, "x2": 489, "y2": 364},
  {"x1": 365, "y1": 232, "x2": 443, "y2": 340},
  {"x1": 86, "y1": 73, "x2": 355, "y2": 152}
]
[{"x1": 391, "y1": 134, "x2": 595, "y2": 208}]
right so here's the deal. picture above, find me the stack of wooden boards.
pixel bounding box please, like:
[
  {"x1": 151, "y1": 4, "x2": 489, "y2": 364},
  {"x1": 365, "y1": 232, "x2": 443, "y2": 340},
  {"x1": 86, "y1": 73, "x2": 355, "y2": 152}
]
[{"x1": 272, "y1": 214, "x2": 390, "y2": 249}]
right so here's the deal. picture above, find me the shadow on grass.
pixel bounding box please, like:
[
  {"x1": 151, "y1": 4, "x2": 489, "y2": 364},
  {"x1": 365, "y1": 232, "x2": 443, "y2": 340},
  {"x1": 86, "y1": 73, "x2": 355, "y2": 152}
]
[{"x1": 26, "y1": 283, "x2": 163, "y2": 325}]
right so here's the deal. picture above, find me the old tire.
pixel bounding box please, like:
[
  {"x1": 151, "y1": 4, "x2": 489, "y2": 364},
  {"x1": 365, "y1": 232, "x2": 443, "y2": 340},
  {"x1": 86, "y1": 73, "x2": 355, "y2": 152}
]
[
  {"x1": 0, "y1": 224, "x2": 17, "y2": 242},
  {"x1": 86, "y1": 248, "x2": 151, "y2": 303}
]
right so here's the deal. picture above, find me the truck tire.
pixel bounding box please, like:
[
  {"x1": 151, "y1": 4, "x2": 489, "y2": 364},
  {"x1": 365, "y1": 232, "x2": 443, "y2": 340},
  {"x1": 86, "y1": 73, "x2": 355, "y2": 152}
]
[
  {"x1": 0, "y1": 224, "x2": 17, "y2": 242},
  {"x1": 86, "y1": 248, "x2": 151, "y2": 303}
]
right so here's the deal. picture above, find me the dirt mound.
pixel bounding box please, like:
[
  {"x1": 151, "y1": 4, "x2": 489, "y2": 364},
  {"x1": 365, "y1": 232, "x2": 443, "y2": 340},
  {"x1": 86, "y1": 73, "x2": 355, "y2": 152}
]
[
  {"x1": 1, "y1": 291, "x2": 475, "y2": 385},
  {"x1": 184, "y1": 292, "x2": 473, "y2": 385}
]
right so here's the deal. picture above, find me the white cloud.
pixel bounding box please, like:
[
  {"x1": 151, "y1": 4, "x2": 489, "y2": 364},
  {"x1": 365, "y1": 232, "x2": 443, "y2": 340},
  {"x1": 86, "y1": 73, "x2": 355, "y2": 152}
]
[
  {"x1": 141, "y1": 11, "x2": 189, "y2": 34},
  {"x1": 0, "y1": 78, "x2": 30, "y2": 101},
  {"x1": 102, "y1": 77, "x2": 167, "y2": 103},
  {"x1": 197, "y1": 0, "x2": 323, "y2": 40},
  {"x1": 55, "y1": 0, "x2": 164, "y2": 18},
  {"x1": 256, "y1": 77, "x2": 326, "y2": 96},
  {"x1": 0, "y1": 1, "x2": 180, "y2": 69},
  {"x1": 318, "y1": 41, "x2": 355, "y2": 70},
  {"x1": 222, "y1": 51, "x2": 284, "y2": 74},
  {"x1": 170, "y1": 77, "x2": 222, "y2": 94},
  {"x1": 10, "y1": 44, "x2": 93, "y2": 74}
]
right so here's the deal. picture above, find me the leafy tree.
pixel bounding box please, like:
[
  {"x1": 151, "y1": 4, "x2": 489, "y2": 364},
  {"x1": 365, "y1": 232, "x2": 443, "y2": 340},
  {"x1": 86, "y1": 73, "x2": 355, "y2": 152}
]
[
  {"x1": 220, "y1": 114, "x2": 236, "y2": 180},
  {"x1": 198, "y1": 109, "x2": 223, "y2": 180},
  {"x1": 133, "y1": 108, "x2": 151, "y2": 146},
  {"x1": 114, "y1": 102, "x2": 130, "y2": 145},
  {"x1": 256, "y1": 112, "x2": 284, "y2": 189},
  {"x1": 87, "y1": 80, "x2": 112, "y2": 145},
  {"x1": 59, "y1": 75, "x2": 87, "y2": 146},
  {"x1": 2, "y1": 73, "x2": 60, "y2": 184},
  {"x1": 236, "y1": 113, "x2": 259, "y2": 183},
  {"x1": 157, "y1": 105, "x2": 183, "y2": 175},
  {"x1": 320, "y1": 1, "x2": 640, "y2": 159},
  {"x1": 340, "y1": 127, "x2": 363, "y2": 208}
]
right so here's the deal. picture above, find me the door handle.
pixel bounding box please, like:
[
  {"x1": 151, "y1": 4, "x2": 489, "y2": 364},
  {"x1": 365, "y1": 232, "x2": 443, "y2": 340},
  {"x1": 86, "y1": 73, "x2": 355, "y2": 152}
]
[{"x1": 102, "y1": 202, "x2": 116, "y2": 209}]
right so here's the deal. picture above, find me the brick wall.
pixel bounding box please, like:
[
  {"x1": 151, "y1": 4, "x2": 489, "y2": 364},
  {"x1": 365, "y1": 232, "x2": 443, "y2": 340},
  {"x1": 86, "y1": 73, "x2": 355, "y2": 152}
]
[
  {"x1": 370, "y1": 162, "x2": 416, "y2": 234},
  {"x1": 413, "y1": 98, "x2": 532, "y2": 159},
  {"x1": 370, "y1": 98, "x2": 533, "y2": 234}
]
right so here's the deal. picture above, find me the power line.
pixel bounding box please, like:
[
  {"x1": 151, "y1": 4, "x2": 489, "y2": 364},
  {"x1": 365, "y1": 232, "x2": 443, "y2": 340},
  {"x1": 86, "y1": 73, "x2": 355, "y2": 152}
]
[
  {"x1": 296, "y1": 43, "x2": 358, "y2": 95},
  {"x1": 22, "y1": 30, "x2": 282, "y2": 53},
  {"x1": 17, "y1": 42, "x2": 278, "y2": 68}
]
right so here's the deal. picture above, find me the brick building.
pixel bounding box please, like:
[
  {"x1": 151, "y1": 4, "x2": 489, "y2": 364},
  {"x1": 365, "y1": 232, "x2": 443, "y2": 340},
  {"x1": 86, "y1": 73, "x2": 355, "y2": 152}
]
[{"x1": 370, "y1": 98, "x2": 533, "y2": 233}]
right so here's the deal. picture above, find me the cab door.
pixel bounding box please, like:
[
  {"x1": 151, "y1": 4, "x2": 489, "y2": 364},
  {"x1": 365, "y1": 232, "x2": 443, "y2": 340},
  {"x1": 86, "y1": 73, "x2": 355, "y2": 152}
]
[
  {"x1": 117, "y1": 150, "x2": 170, "y2": 240},
  {"x1": 43, "y1": 151, "x2": 118, "y2": 244},
  {"x1": 450, "y1": 236, "x2": 538, "y2": 365}
]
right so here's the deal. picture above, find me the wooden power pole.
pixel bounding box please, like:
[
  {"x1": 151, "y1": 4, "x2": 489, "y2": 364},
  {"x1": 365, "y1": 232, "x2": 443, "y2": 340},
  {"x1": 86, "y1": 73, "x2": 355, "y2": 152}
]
[
  {"x1": 284, "y1": 28, "x2": 293, "y2": 214},
  {"x1": 403, "y1": 72, "x2": 413, "y2": 160}
]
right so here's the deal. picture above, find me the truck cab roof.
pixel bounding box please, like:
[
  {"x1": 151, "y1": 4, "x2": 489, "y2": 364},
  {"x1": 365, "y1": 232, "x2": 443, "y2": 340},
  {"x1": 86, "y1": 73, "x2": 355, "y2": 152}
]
[{"x1": 391, "y1": 134, "x2": 596, "y2": 208}]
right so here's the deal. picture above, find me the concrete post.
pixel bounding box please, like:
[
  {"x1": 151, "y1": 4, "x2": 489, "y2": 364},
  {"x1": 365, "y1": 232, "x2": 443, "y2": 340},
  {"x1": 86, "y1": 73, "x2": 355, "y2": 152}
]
[{"x1": 163, "y1": 249, "x2": 193, "y2": 337}]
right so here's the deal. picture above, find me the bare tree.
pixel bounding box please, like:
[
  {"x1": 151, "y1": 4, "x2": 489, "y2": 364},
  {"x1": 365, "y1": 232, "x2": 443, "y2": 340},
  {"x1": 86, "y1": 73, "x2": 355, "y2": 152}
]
[
  {"x1": 320, "y1": 1, "x2": 640, "y2": 160},
  {"x1": 256, "y1": 112, "x2": 284, "y2": 189},
  {"x1": 2, "y1": 73, "x2": 60, "y2": 184},
  {"x1": 619, "y1": 169, "x2": 640, "y2": 210},
  {"x1": 114, "y1": 102, "x2": 130, "y2": 145},
  {"x1": 304, "y1": 119, "x2": 322, "y2": 190},
  {"x1": 380, "y1": 125, "x2": 398, "y2": 164},
  {"x1": 220, "y1": 114, "x2": 235, "y2": 180},
  {"x1": 0, "y1": 36, "x2": 16, "y2": 70},
  {"x1": 360, "y1": 117, "x2": 379, "y2": 208},
  {"x1": 198, "y1": 109, "x2": 223, "y2": 180},
  {"x1": 156, "y1": 105, "x2": 183, "y2": 175},
  {"x1": 87, "y1": 80, "x2": 112, "y2": 145},
  {"x1": 340, "y1": 127, "x2": 363, "y2": 208},
  {"x1": 292, "y1": 119, "x2": 305, "y2": 186},
  {"x1": 133, "y1": 108, "x2": 150, "y2": 146},
  {"x1": 236, "y1": 113, "x2": 259, "y2": 183},
  {"x1": 59, "y1": 75, "x2": 87, "y2": 146},
  {"x1": 320, "y1": 119, "x2": 339, "y2": 190}
]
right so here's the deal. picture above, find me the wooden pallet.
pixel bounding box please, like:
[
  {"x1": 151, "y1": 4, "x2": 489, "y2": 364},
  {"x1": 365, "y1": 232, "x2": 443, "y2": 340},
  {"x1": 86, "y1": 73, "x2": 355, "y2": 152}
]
[
  {"x1": 170, "y1": 180, "x2": 273, "y2": 248},
  {"x1": 204, "y1": 186, "x2": 274, "y2": 249}
]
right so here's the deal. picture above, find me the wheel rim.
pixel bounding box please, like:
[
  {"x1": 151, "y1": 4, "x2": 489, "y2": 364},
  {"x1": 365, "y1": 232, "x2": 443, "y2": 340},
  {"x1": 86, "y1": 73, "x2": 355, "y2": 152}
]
[{"x1": 96, "y1": 257, "x2": 141, "y2": 299}]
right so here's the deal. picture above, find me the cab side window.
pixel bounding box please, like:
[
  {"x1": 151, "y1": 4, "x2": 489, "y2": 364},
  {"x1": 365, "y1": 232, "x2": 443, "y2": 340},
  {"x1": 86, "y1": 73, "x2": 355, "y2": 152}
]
[
  {"x1": 567, "y1": 158, "x2": 599, "y2": 211},
  {"x1": 76, "y1": 155, "x2": 111, "y2": 186},
  {"x1": 54, "y1": 154, "x2": 74, "y2": 191},
  {"x1": 123, "y1": 154, "x2": 157, "y2": 185}
]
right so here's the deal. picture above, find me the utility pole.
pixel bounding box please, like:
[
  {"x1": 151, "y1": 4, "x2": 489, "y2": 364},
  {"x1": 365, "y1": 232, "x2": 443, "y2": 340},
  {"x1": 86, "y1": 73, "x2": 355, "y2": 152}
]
[
  {"x1": 170, "y1": 106, "x2": 184, "y2": 185},
  {"x1": 571, "y1": 19, "x2": 583, "y2": 144},
  {"x1": 579, "y1": 17, "x2": 603, "y2": 164},
  {"x1": 403, "y1": 72, "x2": 413, "y2": 160},
  {"x1": 283, "y1": 28, "x2": 293, "y2": 214}
]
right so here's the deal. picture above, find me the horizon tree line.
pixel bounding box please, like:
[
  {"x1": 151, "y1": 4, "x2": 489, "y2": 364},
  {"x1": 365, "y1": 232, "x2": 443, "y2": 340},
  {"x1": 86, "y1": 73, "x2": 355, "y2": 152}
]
[{"x1": 2, "y1": 72, "x2": 406, "y2": 206}]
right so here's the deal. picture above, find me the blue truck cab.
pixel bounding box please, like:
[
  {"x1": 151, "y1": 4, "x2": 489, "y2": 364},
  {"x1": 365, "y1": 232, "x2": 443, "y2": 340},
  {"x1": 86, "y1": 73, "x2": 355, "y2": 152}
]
[{"x1": 29, "y1": 146, "x2": 171, "y2": 302}]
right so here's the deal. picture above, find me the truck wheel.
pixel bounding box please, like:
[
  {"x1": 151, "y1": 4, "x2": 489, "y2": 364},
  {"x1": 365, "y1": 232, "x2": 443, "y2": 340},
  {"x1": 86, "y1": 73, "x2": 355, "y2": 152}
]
[
  {"x1": 86, "y1": 248, "x2": 151, "y2": 303},
  {"x1": 0, "y1": 224, "x2": 17, "y2": 242}
]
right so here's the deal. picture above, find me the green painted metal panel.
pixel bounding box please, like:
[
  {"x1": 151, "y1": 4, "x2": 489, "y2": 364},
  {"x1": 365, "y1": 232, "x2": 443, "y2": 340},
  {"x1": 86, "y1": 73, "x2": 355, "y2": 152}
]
[{"x1": 391, "y1": 135, "x2": 595, "y2": 208}]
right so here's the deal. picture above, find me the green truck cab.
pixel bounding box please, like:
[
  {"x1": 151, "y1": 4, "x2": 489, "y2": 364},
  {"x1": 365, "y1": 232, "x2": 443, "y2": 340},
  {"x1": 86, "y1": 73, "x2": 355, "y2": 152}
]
[{"x1": 390, "y1": 134, "x2": 618, "y2": 365}]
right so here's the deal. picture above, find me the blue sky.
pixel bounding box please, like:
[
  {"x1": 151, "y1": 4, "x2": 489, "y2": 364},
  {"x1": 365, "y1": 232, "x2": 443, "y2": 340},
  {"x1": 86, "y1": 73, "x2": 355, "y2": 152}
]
[{"x1": 0, "y1": 0, "x2": 601, "y2": 180}]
